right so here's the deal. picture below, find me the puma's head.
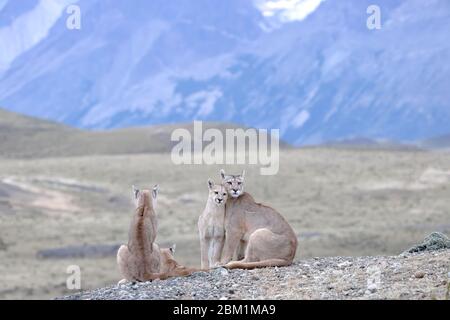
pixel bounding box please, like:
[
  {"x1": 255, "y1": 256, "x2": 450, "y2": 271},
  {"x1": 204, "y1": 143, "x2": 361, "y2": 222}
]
[
  {"x1": 159, "y1": 244, "x2": 177, "y2": 274},
  {"x1": 132, "y1": 184, "x2": 159, "y2": 216},
  {"x1": 161, "y1": 244, "x2": 176, "y2": 260},
  {"x1": 220, "y1": 169, "x2": 245, "y2": 198},
  {"x1": 207, "y1": 179, "x2": 228, "y2": 205}
]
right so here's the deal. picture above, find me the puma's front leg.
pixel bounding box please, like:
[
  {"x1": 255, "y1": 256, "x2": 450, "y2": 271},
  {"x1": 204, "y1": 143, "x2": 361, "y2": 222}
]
[
  {"x1": 220, "y1": 231, "x2": 241, "y2": 264},
  {"x1": 211, "y1": 231, "x2": 225, "y2": 267},
  {"x1": 200, "y1": 236, "x2": 211, "y2": 269},
  {"x1": 237, "y1": 240, "x2": 248, "y2": 261}
]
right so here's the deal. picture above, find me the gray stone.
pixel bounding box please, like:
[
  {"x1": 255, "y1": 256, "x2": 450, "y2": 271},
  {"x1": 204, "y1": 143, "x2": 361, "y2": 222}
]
[
  {"x1": 402, "y1": 232, "x2": 450, "y2": 254},
  {"x1": 367, "y1": 284, "x2": 377, "y2": 293},
  {"x1": 414, "y1": 271, "x2": 425, "y2": 279}
]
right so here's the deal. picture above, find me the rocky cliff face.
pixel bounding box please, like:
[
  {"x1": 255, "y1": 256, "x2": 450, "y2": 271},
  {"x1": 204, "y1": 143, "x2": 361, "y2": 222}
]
[{"x1": 61, "y1": 234, "x2": 450, "y2": 300}]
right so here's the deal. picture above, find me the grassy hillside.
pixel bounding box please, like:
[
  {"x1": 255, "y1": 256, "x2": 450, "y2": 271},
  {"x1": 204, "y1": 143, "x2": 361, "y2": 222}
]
[{"x1": 0, "y1": 108, "x2": 288, "y2": 158}]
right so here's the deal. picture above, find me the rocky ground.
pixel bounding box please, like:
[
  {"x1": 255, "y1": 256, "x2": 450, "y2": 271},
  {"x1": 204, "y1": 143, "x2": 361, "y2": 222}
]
[{"x1": 61, "y1": 249, "x2": 449, "y2": 300}]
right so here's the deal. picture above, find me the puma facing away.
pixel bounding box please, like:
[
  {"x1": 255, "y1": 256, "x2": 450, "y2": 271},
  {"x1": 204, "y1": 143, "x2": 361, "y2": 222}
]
[
  {"x1": 117, "y1": 186, "x2": 199, "y2": 283},
  {"x1": 220, "y1": 170, "x2": 298, "y2": 269}
]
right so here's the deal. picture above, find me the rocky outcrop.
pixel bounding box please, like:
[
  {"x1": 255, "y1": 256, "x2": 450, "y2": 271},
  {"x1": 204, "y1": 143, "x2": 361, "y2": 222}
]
[
  {"x1": 402, "y1": 232, "x2": 450, "y2": 254},
  {"x1": 60, "y1": 250, "x2": 449, "y2": 300}
]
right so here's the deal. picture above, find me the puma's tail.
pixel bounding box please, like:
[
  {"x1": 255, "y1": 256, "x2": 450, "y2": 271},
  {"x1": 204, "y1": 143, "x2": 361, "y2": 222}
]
[
  {"x1": 224, "y1": 259, "x2": 291, "y2": 270},
  {"x1": 143, "y1": 267, "x2": 204, "y2": 282}
]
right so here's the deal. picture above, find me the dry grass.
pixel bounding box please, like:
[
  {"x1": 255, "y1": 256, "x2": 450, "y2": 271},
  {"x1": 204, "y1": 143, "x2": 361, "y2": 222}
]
[{"x1": 1, "y1": 147, "x2": 450, "y2": 299}]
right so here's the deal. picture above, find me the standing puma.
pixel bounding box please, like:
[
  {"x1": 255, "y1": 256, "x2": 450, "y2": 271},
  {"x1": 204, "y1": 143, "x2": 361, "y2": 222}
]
[
  {"x1": 117, "y1": 186, "x2": 199, "y2": 283},
  {"x1": 220, "y1": 170, "x2": 298, "y2": 269},
  {"x1": 198, "y1": 179, "x2": 228, "y2": 269}
]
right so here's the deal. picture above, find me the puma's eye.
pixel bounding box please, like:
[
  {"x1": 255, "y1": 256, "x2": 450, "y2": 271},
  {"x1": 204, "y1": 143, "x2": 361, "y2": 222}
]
[
  {"x1": 214, "y1": 191, "x2": 219, "y2": 194},
  {"x1": 237, "y1": 182, "x2": 242, "y2": 185},
  {"x1": 223, "y1": 193, "x2": 227, "y2": 196},
  {"x1": 227, "y1": 182, "x2": 232, "y2": 185}
]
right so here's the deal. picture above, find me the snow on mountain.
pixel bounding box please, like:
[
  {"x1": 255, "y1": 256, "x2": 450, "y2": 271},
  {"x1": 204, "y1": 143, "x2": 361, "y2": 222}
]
[
  {"x1": 0, "y1": 0, "x2": 78, "y2": 72},
  {"x1": 0, "y1": 0, "x2": 449, "y2": 145}
]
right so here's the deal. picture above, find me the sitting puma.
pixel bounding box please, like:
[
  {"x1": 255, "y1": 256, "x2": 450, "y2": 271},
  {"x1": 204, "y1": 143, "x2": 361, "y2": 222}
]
[
  {"x1": 159, "y1": 246, "x2": 177, "y2": 273},
  {"x1": 219, "y1": 170, "x2": 298, "y2": 269},
  {"x1": 117, "y1": 186, "x2": 198, "y2": 283},
  {"x1": 198, "y1": 179, "x2": 228, "y2": 269}
]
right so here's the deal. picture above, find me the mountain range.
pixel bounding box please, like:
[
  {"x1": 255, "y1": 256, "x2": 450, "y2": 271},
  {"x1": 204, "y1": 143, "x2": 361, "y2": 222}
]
[{"x1": 0, "y1": 0, "x2": 449, "y2": 145}]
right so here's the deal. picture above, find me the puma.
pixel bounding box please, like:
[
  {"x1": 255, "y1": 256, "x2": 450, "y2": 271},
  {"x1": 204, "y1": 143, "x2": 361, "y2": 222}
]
[
  {"x1": 198, "y1": 179, "x2": 227, "y2": 269},
  {"x1": 159, "y1": 245, "x2": 200, "y2": 277},
  {"x1": 117, "y1": 186, "x2": 199, "y2": 283},
  {"x1": 219, "y1": 170, "x2": 298, "y2": 269}
]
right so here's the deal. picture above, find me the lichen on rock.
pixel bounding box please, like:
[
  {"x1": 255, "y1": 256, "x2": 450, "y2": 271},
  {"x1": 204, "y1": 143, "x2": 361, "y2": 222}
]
[{"x1": 403, "y1": 232, "x2": 450, "y2": 254}]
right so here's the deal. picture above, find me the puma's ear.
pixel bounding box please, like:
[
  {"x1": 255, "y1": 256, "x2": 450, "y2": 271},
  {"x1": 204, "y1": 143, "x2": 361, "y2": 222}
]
[
  {"x1": 152, "y1": 185, "x2": 159, "y2": 199},
  {"x1": 220, "y1": 169, "x2": 226, "y2": 180},
  {"x1": 241, "y1": 169, "x2": 246, "y2": 179},
  {"x1": 208, "y1": 179, "x2": 214, "y2": 190},
  {"x1": 170, "y1": 244, "x2": 176, "y2": 255},
  {"x1": 132, "y1": 185, "x2": 140, "y2": 199}
]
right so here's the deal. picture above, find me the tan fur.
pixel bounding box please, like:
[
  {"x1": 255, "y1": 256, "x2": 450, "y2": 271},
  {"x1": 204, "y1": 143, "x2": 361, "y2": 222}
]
[
  {"x1": 198, "y1": 179, "x2": 227, "y2": 269},
  {"x1": 219, "y1": 170, "x2": 298, "y2": 269},
  {"x1": 160, "y1": 247, "x2": 202, "y2": 277},
  {"x1": 117, "y1": 187, "x2": 200, "y2": 283}
]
